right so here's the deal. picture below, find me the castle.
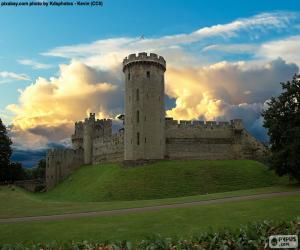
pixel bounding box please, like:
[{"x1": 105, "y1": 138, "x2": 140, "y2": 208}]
[{"x1": 46, "y1": 52, "x2": 266, "y2": 190}]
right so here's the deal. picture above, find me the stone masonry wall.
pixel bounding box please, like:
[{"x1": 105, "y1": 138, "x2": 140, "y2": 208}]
[
  {"x1": 46, "y1": 117, "x2": 266, "y2": 190},
  {"x1": 93, "y1": 131, "x2": 124, "y2": 164},
  {"x1": 164, "y1": 118, "x2": 266, "y2": 160},
  {"x1": 46, "y1": 148, "x2": 84, "y2": 190}
]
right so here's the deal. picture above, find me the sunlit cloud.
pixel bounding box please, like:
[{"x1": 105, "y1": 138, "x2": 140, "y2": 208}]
[
  {"x1": 7, "y1": 61, "x2": 123, "y2": 148},
  {"x1": 165, "y1": 58, "x2": 298, "y2": 121}
]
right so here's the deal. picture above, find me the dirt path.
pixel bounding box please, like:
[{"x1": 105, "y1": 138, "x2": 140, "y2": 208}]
[{"x1": 1, "y1": 190, "x2": 300, "y2": 223}]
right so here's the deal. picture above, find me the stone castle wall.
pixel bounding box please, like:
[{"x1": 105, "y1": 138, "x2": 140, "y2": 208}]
[
  {"x1": 165, "y1": 118, "x2": 236, "y2": 159},
  {"x1": 91, "y1": 118, "x2": 266, "y2": 163},
  {"x1": 46, "y1": 148, "x2": 84, "y2": 190},
  {"x1": 164, "y1": 118, "x2": 265, "y2": 160},
  {"x1": 46, "y1": 118, "x2": 266, "y2": 190},
  {"x1": 93, "y1": 131, "x2": 124, "y2": 164}
]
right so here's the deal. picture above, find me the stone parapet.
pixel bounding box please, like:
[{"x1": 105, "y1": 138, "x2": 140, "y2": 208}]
[{"x1": 123, "y1": 52, "x2": 166, "y2": 72}]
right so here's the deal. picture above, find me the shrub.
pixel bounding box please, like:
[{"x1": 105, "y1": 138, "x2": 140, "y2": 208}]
[{"x1": 1, "y1": 218, "x2": 299, "y2": 249}]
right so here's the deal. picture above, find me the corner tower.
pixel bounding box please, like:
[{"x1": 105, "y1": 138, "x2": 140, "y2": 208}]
[
  {"x1": 123, "y1": 52, "x2": 166, "y2": 160},
  {"x1": 83, "y1": 113, "x2": 95, "y2": 164}
]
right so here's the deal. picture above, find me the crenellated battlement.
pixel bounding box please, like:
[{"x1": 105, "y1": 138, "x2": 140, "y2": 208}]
[
  {"x1": 94, "y1": 118, "x2": 112, "y2": 129},
  {"x1": 84, "y1": 113, "x2": 96, "y2": 123},
  {"x1": 82, "y1": 113, "x2": 112, "y2": 129},
  {"x1": 165, "y1": 117, "x2": 243, "y2": 129},
  {"x1": 123, "y1": 52, "x2": 166, "y2": 72}
]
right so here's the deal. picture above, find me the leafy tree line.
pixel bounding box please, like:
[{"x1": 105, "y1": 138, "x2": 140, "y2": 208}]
[
  {"x1": 262, "y1": 74, "x2": 300, "y2": 181},
  {"x1": 0, "y1": 118, "x2": 45, "y2": 183}
]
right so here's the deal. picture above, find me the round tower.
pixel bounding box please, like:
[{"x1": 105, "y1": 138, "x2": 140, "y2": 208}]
[
  {"x1": 123, "y1": 52, "x2": 166, "y2": 160},
  {"x1": 83, "y1": 113, "x2": 95, "y2": 164}
]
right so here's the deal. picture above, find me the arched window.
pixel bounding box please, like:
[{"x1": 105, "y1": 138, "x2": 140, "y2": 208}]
[{"x1": 147, "y1": 71, "x2": 150, "y2": 78}]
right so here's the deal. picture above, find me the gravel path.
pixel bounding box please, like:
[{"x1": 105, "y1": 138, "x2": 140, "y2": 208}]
[{"x1": 1, "y1": 190, "x2": 299, "y2": 224}]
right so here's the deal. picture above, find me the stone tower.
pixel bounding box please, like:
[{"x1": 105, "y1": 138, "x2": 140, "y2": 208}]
[
  {"x1": 83, "y1": 113, "x2": 95, "y2": 164},
  {"x1": 123, "y1": 52, "x2": 166, "y2": 160}
]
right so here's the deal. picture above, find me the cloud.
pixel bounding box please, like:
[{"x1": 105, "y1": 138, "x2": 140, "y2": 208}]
[
  {"x1": 7, "y1": 61, "x2": 123, "y2": 148},
  {"x1": 0, "y1": 71, "x2": 30, "y2": 83},
  {"x1": 217, "y1": 102, "x2": 269, "y2": 142},
  {"x1": 11, "y1": 148, "x2": 47, "y2": 168},
  {"x1": 166, "y1": 58, "x2": 298, "y2": 119},
  {"x1": 42, "y1": 11, "x2": 296, "y2": 69},
  {"x1": 257, "y1": 35, "x2": 300, "y2": 66},
  {"x1": 18, "y1": 59, "x2": 53, "y2": 70},
  {"x1": 202, "y1": 43, "x2": 258, "y2": 54},
  {"x1": 165, "y1": 58, "x2": 298, "y2": 141},
  {"x1": 201, "y1": 35, "x2": 300, "y2": 68},
  {"x1": 0, "y1": 109, "x2": 14, "y2": 125}
]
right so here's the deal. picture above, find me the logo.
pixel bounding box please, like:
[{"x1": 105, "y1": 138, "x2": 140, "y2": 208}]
[{"x1": 269, "y1": 235, "x2": 298, "y2": 249}]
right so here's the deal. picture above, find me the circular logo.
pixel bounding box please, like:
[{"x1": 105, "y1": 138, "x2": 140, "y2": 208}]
[{"x1": 271, "y1": 237, "x2": 278, "y2": 246}]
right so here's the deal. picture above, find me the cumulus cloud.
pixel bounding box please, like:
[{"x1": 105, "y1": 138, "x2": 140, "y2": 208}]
[
  {"x1": 165, "y1": 58, "x2": 298, "y2": 141},
  {"x1": 7, "y1": 61, "x2": 123, "y2": 148},
  {"x1": 166, "y1": 58, "x2": 298, "y2": 119},
  {"x1": 257, "y1": 35, "x2": 300, "y2": 66}
]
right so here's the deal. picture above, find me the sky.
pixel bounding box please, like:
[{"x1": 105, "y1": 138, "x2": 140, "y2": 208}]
[{"x1": 0, "y1": 0, "x2": 300, "y2": 166}]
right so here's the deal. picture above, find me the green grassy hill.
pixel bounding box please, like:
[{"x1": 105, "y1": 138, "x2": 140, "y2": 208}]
[{"x1": 42, "y1": 160, "x2": 289, "y2": 202}]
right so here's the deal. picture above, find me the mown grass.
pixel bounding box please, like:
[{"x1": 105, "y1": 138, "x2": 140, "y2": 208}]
[
  {"x1": 42, "y1": 160, "x2": 290, "y2": 202},
  {"x1": 0, "y1": 185, "x2": 298, "y2": 219},
  {"x1": 0, "y1": 195, "x2": 299, "y2": 244},
  {"x1": 1, "y1": 218, "x2": 300, "y2": 249}
]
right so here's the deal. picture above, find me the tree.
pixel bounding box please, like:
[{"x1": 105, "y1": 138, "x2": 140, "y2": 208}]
[
  {"x1": 0, "y1": 118, "x2": 12, "y2": 182},
  {"x1": 262, "y1": 74, "x2": 300, "y2": 181},
  {"x1": 33, "y1": 159, "x2": 46, "y2": 179},
  {"x1": 8, "y1": 162, "x2": 27, "y2": 182}
]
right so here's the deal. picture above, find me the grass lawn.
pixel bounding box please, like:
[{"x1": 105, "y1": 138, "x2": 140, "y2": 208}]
[
  {"x1": 0, "y1": 195, "x2": 299, "y2": 244},
  {"x1": 42, "y1": 160, "x2": 290, "y2": 202},
  {"x1": 0, "y1": 185, "x2": 299, "y2": 219}
]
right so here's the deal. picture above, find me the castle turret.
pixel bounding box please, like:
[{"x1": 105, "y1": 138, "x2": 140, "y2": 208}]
[
  {"x1": 83, "y1": 113, "x2": 95, "y2": 164},
  {"x1": 71, "y1": 121, "x2": 83, "y2": 150},
  {"x1": 123, "y1": 52, "x2": 166, "y2": 160}
]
